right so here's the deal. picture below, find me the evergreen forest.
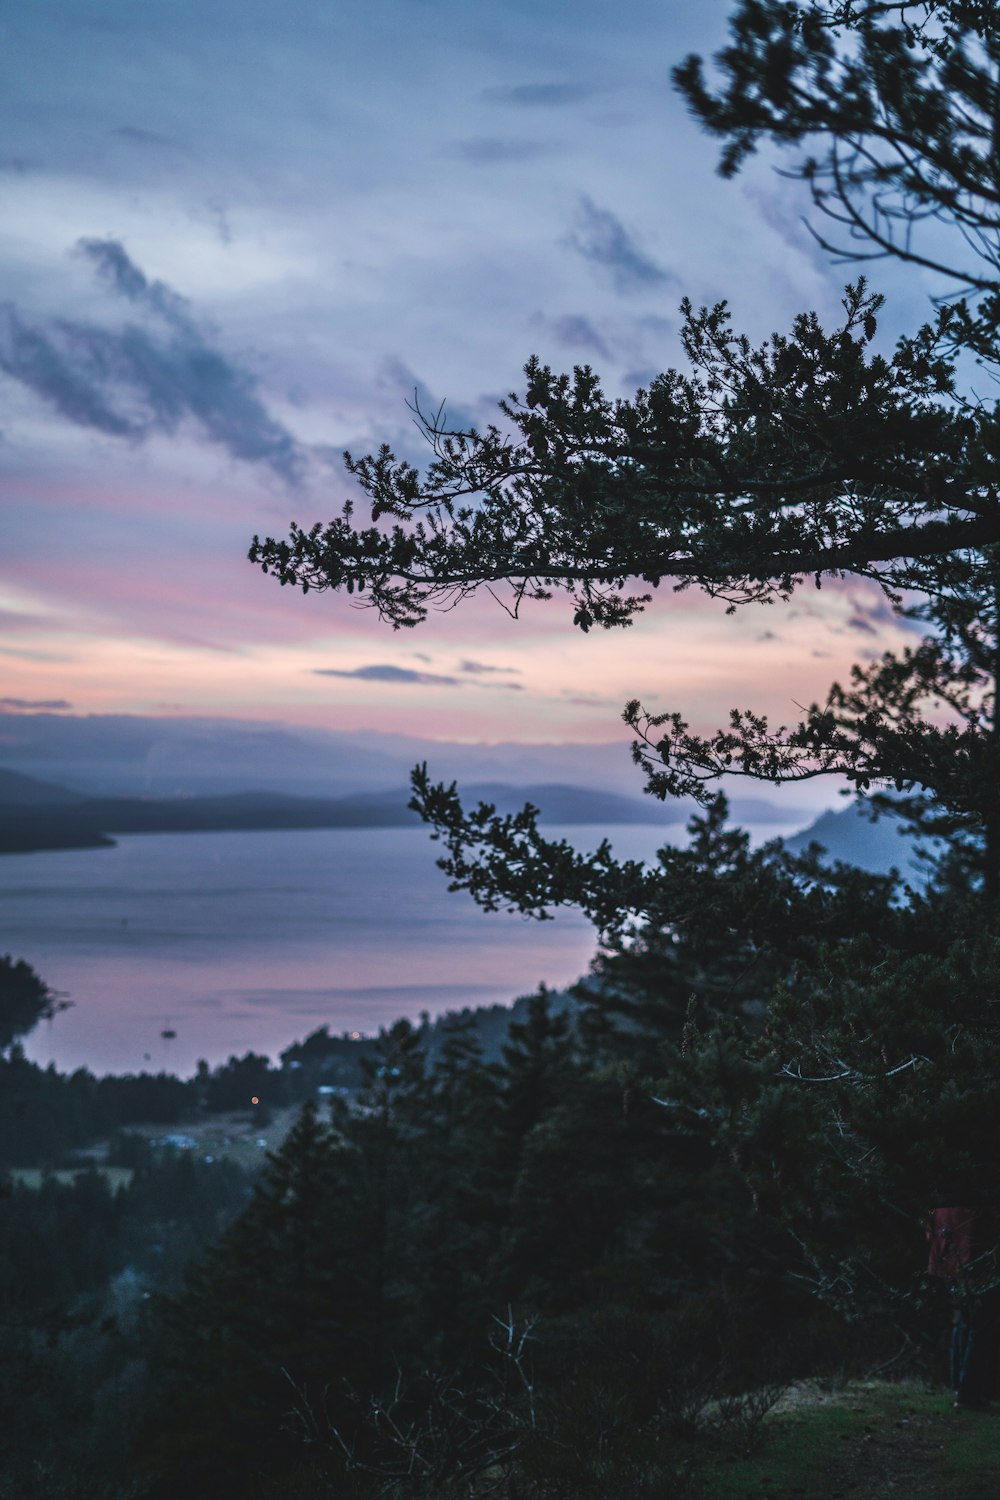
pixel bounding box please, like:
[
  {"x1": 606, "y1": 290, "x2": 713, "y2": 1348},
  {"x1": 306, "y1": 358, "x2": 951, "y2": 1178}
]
[{"x1": 7, "y1": 1, "x2": 1000, "y2": 1494}]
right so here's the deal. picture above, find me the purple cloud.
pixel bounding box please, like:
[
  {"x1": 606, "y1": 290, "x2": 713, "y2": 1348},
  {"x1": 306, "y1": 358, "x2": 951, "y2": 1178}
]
[
  {"x1": 0, "y1": 240, "x2": 309, "y2": 483},
  {"x1": 113, "y1": 125, "x2": 187, "y2": 153},
  {"x1": 0, "y1": 697, "x2": 72, "y2": 711},
  {"x1": 569, "y1": 197, "x2": 673, "y2": 294},
  {"x1": 486, "y1": 82, "x2": 602, "y2": 107},
  {"x1": 546, "y1": 313, "x2": 611, "y2": 359},
  {"x1": 452, "y1": 139, "x2": 551, "y2": 165},
  {"x1": 458, "y1": 660, "x2": 521, "y2": 675},
  {"x1": 314, "y1": 665, "x2": 460, "y2": 686},
  {"x1": 78, "y1": 237, "x2": 194, "y2": 329}
]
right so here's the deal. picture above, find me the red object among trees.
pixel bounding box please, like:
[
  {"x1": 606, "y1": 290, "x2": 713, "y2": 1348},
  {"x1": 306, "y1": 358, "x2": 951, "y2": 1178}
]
[{"x1": 927, "y1": 1208, "x2": 979, "y2": 1280}]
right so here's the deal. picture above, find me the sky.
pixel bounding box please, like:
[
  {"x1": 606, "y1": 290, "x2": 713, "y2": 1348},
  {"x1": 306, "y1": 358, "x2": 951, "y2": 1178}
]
[{"x1": 1, "y1": 0, "x2": 934, "y2": 757}]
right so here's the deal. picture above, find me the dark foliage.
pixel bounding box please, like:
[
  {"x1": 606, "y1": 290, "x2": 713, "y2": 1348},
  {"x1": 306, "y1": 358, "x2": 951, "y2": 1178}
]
[
  {"x1": 0, "y1": 954, "x2": 70, "y2": 1051},
  {"x1": 0, "y1": 1050, "x2": 191, "y2": 1169},
  {"x1": 13, "y1": 5, "x2": 1000, "y2": 1496},
  {"x1": 0, "y1": 1151, "x2": 251, "y2": 1498}
]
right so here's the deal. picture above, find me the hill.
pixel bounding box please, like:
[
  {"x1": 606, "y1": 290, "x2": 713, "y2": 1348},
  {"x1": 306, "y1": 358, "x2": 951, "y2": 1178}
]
[
  {"x1": 0, "y1": 768, "x2": 88, "y2": 806},
  {"x1": 0, "y1": 769, "x2": 114, "y2": 851},
  {"x1": 783, "y1": 800, "x2": 938, "y2": 879},
  {"x1": 0, "y1": 775, "x2": 699, "y2": 854}
]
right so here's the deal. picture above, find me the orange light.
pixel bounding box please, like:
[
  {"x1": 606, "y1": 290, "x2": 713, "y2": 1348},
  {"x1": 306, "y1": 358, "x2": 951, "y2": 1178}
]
[{"x1": 251, "y1": 1096, "x2": 259, "y2": 1105}]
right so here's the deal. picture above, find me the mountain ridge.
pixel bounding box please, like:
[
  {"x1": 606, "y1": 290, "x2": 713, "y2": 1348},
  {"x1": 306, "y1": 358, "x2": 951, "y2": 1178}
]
[
  {"x1": 0, "y1": 710, "x2": 824, "y2": 811},
  {"x1": 0, "y1": 774, "x2": 697, "y2": 854}
]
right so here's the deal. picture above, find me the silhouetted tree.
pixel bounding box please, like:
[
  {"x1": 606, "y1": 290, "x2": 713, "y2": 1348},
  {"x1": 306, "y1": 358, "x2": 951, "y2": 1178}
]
[
  {"x1": 250, "y1": 2, "x2": 1000, "y2": 885},
  {"x1": 141, "y1": 1101, "x2": 376, "y2": 1498},
  {"x1": 0, "y1": 955, "x2": 68, "y2": 1052},
  {"x1": 246, "y1": 1, "x2": 1000, "y2": 1324}
]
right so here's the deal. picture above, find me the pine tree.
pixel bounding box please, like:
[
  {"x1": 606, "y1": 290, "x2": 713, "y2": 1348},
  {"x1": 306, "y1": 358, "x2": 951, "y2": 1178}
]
[
  {"x1": 243, "y1": 0, "x2": 1000, "y2": 1330},
  {"x1": 139, "y1": 1101, "x2": 377, "y2": 1498},
  {"x1": 0, "y1": 955, "x2": 68, "y2": 1052},
  {"x1": 398, "y1": 1013, "x2": 507, "y2": 1360},
  {"x1": 247, "y1": 3, "x2": 1000, "y2": 895}
]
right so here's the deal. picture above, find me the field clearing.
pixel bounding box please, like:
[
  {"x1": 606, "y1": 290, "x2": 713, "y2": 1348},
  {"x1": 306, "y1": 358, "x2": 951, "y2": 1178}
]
[
  {"x1": 6, "y1": 1104, "x2": 305, "y2": 1184},
  {"x1": 10, "y1": 1165, "x2": 134, "y2": 1191},
  {"x1": 126, "y1": 1103, "x2": 303, "y2": 1169},
  {"x1": 687, "y1": 1380, "x2": 1000, "y2": 1498}
]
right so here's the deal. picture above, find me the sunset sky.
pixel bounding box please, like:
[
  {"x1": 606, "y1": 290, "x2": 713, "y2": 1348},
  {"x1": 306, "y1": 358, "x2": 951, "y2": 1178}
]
[{"x1": 2, "y1": 0, "x2": 932, "y2": 752}]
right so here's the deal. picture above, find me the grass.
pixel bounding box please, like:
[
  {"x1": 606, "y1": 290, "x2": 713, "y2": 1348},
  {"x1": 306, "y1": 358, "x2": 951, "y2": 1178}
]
[
  {"x1": 144, "y1": 1103, "x2": 302, "y2": 1169},
  {"x1": 7, "y1": 1105, "x2": 302, "y2": 1189},
  {"x1": 682, "y1": 1380, "x2": 1000, "y2": 1499},
  {"x1": 10, "y1": 1165, "x2": 135, "y2": 1190}
]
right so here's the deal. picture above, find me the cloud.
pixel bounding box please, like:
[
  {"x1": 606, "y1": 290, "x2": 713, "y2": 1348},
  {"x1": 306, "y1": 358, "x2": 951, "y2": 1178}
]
[
  {"x1": 313, "y1": 664, "x2": 460, "y2": 686},
  {"x1": 0, "y1": 311, "x2": 137, "y2": 437},
  {"x1": 741, "y1": 180, "x2": 829, "y2": 273},
  {"x1": 486, "y1": 82, "x2": 601, "y2": 107},
  {"x1": 824, "y1": 582, "x2": 927, "y2": 639},
  {"x1": 0, "y1": 697, "x2": 72, "y2": 711},
  {"x1": 621, "y1": 368, "x2": 663, "y2": 392},
  {"x1": 79, "y1": 237, "x2": 194, "y2": 328},
  {"x1": 113, "y1": 125, "x2": 187, "y2": 153},
  {"x1": 452, "y1": 139, "x2": 551, "y2": 165},
  {"x1": 569, "y1": 197, "x2": 673, "y2": 294},
  {"x1": 377, "y1": 356, "x2": 481, "y2": 440},
  {"x1": 843, "y1": 591, "x2": 908, "y2": 636},
  {"x1": 312, "y1": 661, "x2": 525, "y2": 690},
  {"x1": 458, "y1": 660, "x2": 521, "y2": 676},
  {"x1": 0, "y1": 239, "x2": 309, "y2": 483},
  {"x1": 546, "y1": 313, "x2": 611, "y2": 360}
]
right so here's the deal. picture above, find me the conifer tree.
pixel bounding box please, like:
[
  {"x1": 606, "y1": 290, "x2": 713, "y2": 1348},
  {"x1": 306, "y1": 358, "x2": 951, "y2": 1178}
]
[
  {"x1": 401, "y1": 1014, "x2": 507, "y2": 1358},
  {"x1": 245, "y1": 0, "x2": 1000, "y2": 1319},
  {"x1": 497, "y1": 990, "x2": 577, "y2": 1152},
  {"x1": 248, "y1": 1, "x2": 1000, "y2": 896},
  {"x1": 0, "y1": 955, "x2": 68, "y2": 1052},
  {"x1": 141, "y1": 1101, "x2": 377, "y2": 1498}
]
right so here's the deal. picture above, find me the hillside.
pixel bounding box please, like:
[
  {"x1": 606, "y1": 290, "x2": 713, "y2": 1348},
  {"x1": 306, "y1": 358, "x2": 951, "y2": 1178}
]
[
  {"x1": 783, "y1": 800, "x2": 938, "y2": 879},
  {"x1": 0, "y1": 772, "x2": 697, "y2": 854}
]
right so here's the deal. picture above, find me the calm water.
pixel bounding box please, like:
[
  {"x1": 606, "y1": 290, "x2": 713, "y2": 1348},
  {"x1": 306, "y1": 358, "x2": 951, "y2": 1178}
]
[{"x1": 1, "y1": 820, "x2": 804, "y2": 1077}]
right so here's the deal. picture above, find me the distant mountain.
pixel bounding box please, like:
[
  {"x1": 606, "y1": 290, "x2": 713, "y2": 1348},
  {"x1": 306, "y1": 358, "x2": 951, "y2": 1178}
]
[
  {"x1": 0, "y1": 770, "x2": 113, "y2": 851},
  {"x1": 0, "y1": 713, "x2": 835, "y2": 858},
  {"x1": 0, "y1": 712, "x2": 640, "y2": 799},
  {"x1": 783, "y1": 801, "x2": 937, "y2": 878},
  {"x1": 0, "y1": 769, "x2": 88, "y2": 806},
  {"x1": 0, "y1": 713, "x2": 816, "y2": 826},
  {"x1": 0, "y1": 749, "x2": 935, "y2": 875},
  {"x1": 0, "y1": 713, "x2": 409, "y2": 799},
  {"x1": 0, "y1": 778, "x2": 704, "y2": 854}
]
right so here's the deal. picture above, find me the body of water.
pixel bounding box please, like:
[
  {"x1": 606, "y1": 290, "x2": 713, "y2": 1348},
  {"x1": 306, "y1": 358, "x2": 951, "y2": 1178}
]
[{"x1": 1, "y1": 818, "x2": 806, "y2": 1077}]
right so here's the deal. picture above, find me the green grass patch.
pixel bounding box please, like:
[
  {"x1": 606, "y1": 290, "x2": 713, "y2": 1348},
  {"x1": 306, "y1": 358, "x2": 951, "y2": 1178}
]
[
  {"x1": 942, "y1": 1403, "x2": 1000, "y2": 1496},
  {"x1": 686, "y1": 1399, "x2": 858, "y2": 1499},
  {"x1": 682, "y1": 1381, "x2": 1000, "y2": 1499}
]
